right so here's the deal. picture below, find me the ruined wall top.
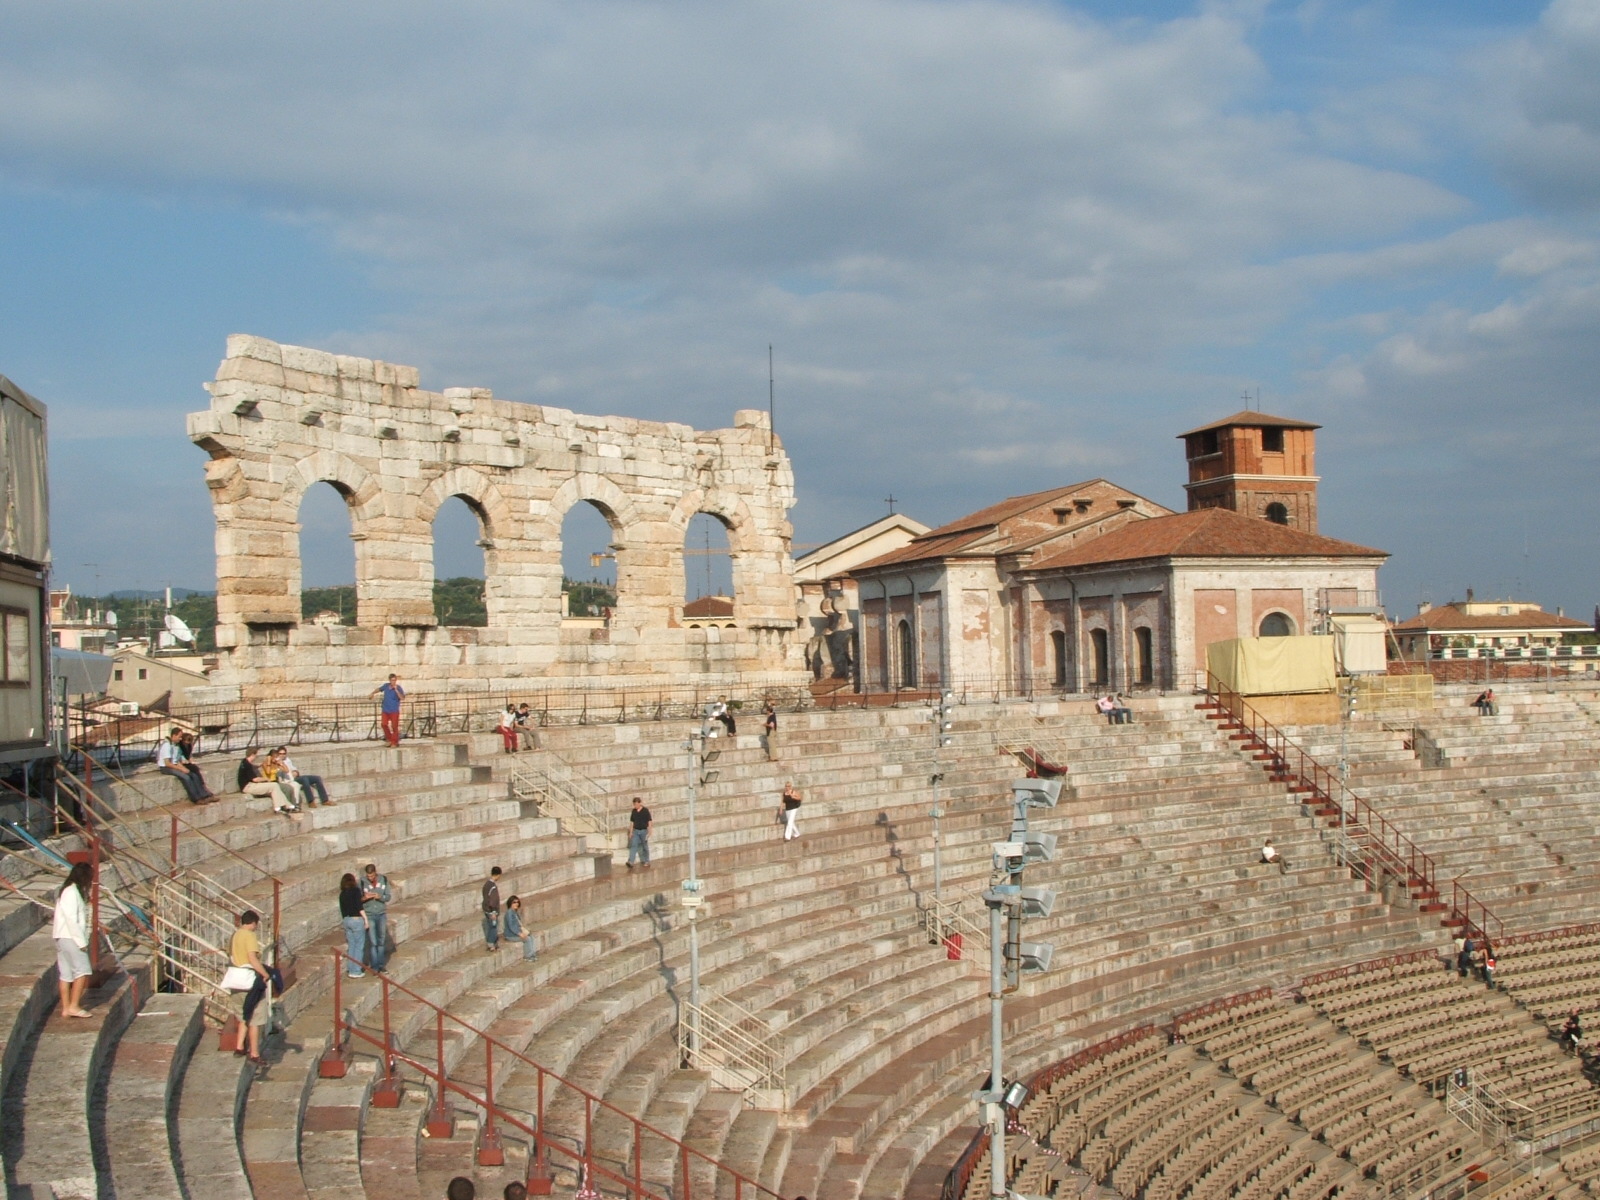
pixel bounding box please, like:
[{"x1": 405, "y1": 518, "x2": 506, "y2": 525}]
[{"x1": 187, "y1": 335, "x2": 805, "y2": 701}]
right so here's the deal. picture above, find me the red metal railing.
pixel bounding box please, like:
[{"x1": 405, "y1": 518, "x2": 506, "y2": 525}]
[
  {"x1": 68, "y1": 759, "x2": 285, "y2": 959},
  {"x1": 1201, "y1": 673, "x2": 1503, "y2": 945},
  {"x1": 1171, "y1": 986, "x2": 1274, "y2": 1037},
  {"x1": 1298, "y1": 948, "x2": 1440, "y2": 991},
  {"x1": 321, "y1": 950, "x2": 784, "y2": 1200}
]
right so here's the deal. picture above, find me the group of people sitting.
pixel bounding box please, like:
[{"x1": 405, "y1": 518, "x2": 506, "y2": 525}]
[
  {"x1": 155, "y1": 728, "x2": 333, "y2": 816},
  {"x1": 494, "y1": 702, "x2": 540, "y2": 754},
  {"x1": 1095, "y1": 694, "x2": 1134, "y2": 724}
]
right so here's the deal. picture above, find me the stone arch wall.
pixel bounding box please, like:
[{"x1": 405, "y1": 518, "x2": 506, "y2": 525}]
[{"x1": 188, "y1": 335, "x2": 805, "y2": 700}]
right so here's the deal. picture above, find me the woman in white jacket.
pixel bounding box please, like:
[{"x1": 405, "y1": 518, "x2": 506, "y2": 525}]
[{"x1": 53, "y1": 861, "x2": 94, "y2": 1018}]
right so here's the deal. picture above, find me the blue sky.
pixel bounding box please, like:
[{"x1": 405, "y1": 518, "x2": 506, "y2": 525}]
[{"x1": 3, "y1": 0, "x2": 1598, "y2": 617}]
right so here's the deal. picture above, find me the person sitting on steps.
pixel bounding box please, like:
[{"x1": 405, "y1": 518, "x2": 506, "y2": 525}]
[
  {"x1": 238, "y1": 748, "x2": 300, "y2": 816},
  {"x1": 1260, "y1": 838, "x2": 1289, "y2": 873},
  {"x1": 1472, "y1": 688, "x2": 1497, "y2": 716}
]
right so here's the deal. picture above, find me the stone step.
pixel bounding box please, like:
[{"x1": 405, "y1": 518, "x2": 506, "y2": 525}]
[{"x1": 102, "y1": 991, "x2": 206, "y2": 1200}]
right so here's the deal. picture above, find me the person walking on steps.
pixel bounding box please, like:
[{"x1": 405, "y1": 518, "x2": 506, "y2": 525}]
[
  {"x1": 626, "y1": 797, "x2": 652, "y2": 869},
  {"x1": 781, "y1": 782, "x2": 802, "y2": 841},
  {"x1": 53, "y1": 861, "x2": 94, "y2": 1019},
  {"x1": 763, "y1": 702, "x2": 778, "y2": 761},
  {"x1": 361, "y1": 863, "x2": 391, "y2": 972},
  {"x1": 482, "y1": 866, "x2": 503, "y2": 950},
  {"x1": 230, "y1": 910, "x2": 273, "y2": 1062},
  {"x1": 372, "y1": 673, "x2": 405, "y2": 747}
]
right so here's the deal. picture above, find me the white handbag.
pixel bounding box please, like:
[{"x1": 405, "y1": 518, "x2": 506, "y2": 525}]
[{"x1": 222, "y1": 965, "x2": 258, "y2": 992}]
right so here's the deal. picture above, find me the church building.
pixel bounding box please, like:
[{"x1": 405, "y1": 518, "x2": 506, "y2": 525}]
[{"x1": 848, "y1": 411, "x2": 1387, "y2": 694}]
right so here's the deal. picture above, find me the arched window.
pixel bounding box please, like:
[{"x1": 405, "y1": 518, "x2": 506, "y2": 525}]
[
  {"x1": 297, "y1": 482, "x2": 358, "y2": 625},
  {"x1": 897, "y1": 619, "x2": 916, "y2": 689},
  {"x1": 1134, "y1": 626, "x2": 1154, "y2": 685},
  {"x1": 1050, "y1": 630, "x2": 1067, "y2": 687},
  {"x1": 684, "y1": 512, "x2": 734, "y2": 615},
  {"x1": 1089, "y1": 628, "x2": 1109, "y2": 687},
  {"x1": 1259, "y1": 612, "x2": 1295, "y2": 637},
  {"x1": 560, "y1": 501, "x2": 620, "y2": 620},
  {"x1": 431, "y1": 496, "x2": 487, "y2": 626},
  {"x1": 1265, "y1": 502, "x2": 1289, "y2": 525}
]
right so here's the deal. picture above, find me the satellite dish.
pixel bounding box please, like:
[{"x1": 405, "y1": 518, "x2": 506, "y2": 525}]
[
  {"x1": 164, "y1": 613, "x2": 195, "y2": 644},
  {"x1": 106, "y1": 611, "x2": 118, "y2": 626}
]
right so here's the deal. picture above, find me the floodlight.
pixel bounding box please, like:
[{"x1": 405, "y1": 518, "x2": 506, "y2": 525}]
[
  {"x1": 1018, "y1": 941, "x2": 1054, "y2": 974},
  {"x1": 1012, "y1": 779, "x2": 1062, "y2": 808},
  {"x1": 1002, "y1": 1080, "x2": 1031, "y2": 1109},
  {"x1": 702, "y1": 748, "x2": 721, "y2": 762},
  {"x1": 992, "y1": 842, "x2": 1025, "y2": 860},
  {"x1": 1019, "y1": 886, "x2": 1056, "y2": 918},
  {"x1": 1023, "y1": 832, "x2": 1056, "y2": 865},
  {"x1": 700, "y1": 770, "x2": 720, "y2": 785}
]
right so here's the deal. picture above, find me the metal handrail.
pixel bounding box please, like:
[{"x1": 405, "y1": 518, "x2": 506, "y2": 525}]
[
  {"x1": 1202, "y1": 673, "x2": 1503, "y2": 944},
  {"x1": 59, "y1": 756, "x2": 286, "y2": 965},
  {"x1": 509, "y1": 752, "x2": 611, "y2": 838},
  {"x1": 322, "y1": 949, "x2": 785, "y2": 1200},
  {"x1": 679, "y1": 991, "x2": 786, "y2": 1100},
  {"x1": 923, "y1": 894, "x2": 988, "y2": 957}
]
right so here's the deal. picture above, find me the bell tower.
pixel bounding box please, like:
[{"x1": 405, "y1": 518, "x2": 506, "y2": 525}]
[{"x1": 1179, "y1": 411, "x2": 1321, "y2": 532}]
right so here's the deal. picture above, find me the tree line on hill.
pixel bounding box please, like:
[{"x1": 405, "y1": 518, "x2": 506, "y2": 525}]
[{"x1": 74, "y1": 577, "x2": 619, "y2": 652}]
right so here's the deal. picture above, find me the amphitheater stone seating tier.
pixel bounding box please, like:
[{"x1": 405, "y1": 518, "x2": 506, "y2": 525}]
[{"x1": 7, "y1": 683, "x2": 1600, "y2": 1199}]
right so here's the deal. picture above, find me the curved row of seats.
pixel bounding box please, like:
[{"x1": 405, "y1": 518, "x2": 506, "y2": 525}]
[{"x1": 7, "y1": 686, "x2": 1596, "y2": 1199}]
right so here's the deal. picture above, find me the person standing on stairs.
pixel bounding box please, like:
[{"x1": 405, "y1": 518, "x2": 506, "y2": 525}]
[
  {"x1": 230, "y1": 910, "x2": 271, "y2": 1062},
  {"x1": 372, "y1": 673, "x2": 405, "y2": 747},
  {"x1": 781, "y1": 781, "x2": 802, "y2": 841},
  {"x1": 763, "y1": 702, "x2": 779, "y2": 761},
  {"x1": 339, "y1": 873, "x2": 368, "y2": 978},
  {"x1": 52, "y1": 861, "x2": 94, "y2": 1019},
  {"x1": 626, "y1": 797, "x2": 652, "y2": 869},
  {"x1": 361, "y1": 863, "x2": 391, "y2": 972},
  {"x1": 482, "y1": 865, "x2": 504, "y2": 950}
]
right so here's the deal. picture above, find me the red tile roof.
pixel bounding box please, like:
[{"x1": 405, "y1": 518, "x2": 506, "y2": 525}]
[
  {"x1": 918, "y1": 479, "x2": 1109, "y2": 538},
  {"x1": 683, "y1": 594, "x2": 735, "y2": 619},
  {"x1": 1028, "y1": 507, "x2": 1385, "y2": 570},
  {"x1": 1391, "y1": 606, "x2": 1588, "y2": 633},
  {"x1": 1177, "y1": 410, "x2": 1321, "y2": 437}
]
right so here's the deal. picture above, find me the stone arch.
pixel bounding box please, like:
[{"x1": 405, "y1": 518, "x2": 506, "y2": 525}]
[
  {"x1": 670, "y1": 488, "x2": 761, "y2": 621},
  {"x1": 416, "y1": 468, "x2": 517, "y2": 626},
  {"x1": 540, "y1": 473, "x2": 650, "y2": 620},
  {"x1": 277, "y1": 451, "x2": 386, "y2": 628}
]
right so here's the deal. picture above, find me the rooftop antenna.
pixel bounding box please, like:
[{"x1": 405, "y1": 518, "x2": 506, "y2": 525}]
[
  {"x1": 703, "y1": 520, "x2": 713, "y2": 599},
  {"x1": 767, "y1": 345, "x2": 775, "y2": 457}
]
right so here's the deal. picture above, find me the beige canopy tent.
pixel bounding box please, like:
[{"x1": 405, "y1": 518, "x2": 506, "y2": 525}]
[{"x1": 1206, "y1": 635, "x2": 1336, "y2": 695}]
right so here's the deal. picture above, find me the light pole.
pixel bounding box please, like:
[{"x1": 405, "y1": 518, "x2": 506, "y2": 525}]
[
  {"x1": 681, "y1": 710, "x2": 719, "y2": 1061},
  {"x1": 978, "y1": 778, "x2": 1060, "y2": 1199},
  {"x1": 930, "y1": 692, "x2": 953, "y2": 897}
]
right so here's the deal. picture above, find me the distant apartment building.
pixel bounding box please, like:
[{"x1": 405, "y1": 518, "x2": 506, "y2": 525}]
[
  {"x1": 1391, "y1": 595, "x2": 1591, "y2": 661},
  {"x1": 49, "y1": 585, "x2": 115, "y2": 654}
]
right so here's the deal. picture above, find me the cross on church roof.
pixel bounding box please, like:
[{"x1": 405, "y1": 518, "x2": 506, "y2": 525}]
[{"x1": 884, "y1": 494, "x2": 896, "y2": 515}]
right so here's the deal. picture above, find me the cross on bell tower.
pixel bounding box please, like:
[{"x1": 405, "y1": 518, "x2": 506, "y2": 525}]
[{"x1": 1178, "y1": 410, "x2": 1321, "y2": 532}]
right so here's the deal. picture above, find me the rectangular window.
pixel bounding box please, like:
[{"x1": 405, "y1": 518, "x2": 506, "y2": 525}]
[
  {"x1": 113, "y1": 669, "x2": 124, "y2": 682},
  {"x1": 138, "y1": 668, "x2": 148, "y2": 680},
  {"x1": 1261, "y1": 427, "x2": 1284, "y2": 453},
  {"x1": 0, "y1": 609, "x2": 29, "y2": 686}
]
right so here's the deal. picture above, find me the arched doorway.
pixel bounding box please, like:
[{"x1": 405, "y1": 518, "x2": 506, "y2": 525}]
[
  {"x1": 1089, "y1": 628, "x2": 1109, "y2": 687},
  {"x1": 1134, "y1": 626, "x2": 1154, "y2": 685},
  {"x1": 1050, "y1": 630, "x2": 1067, "y2": 687},
  {"x1": 897, "y1": 619, "x2": 916, "y2": 689},
  {"x1": 1265, "y1": 502, "x2": 1289, "y2": 525},
  {"x1": 297, "y1": 482, "x2": 358, "y2": 625},
  {"x1": 431, "y1": 495, "x2": 487, "y2": 626}
]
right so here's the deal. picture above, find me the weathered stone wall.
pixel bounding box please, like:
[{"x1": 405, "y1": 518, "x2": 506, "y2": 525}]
[{"x1": 188, "y1": 335, "x2": 806, "y2": 701}]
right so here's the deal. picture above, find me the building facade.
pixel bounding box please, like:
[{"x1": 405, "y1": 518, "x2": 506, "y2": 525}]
[{"x1": 849, "y1": 411, "x2": 1385, "y2": 695}]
